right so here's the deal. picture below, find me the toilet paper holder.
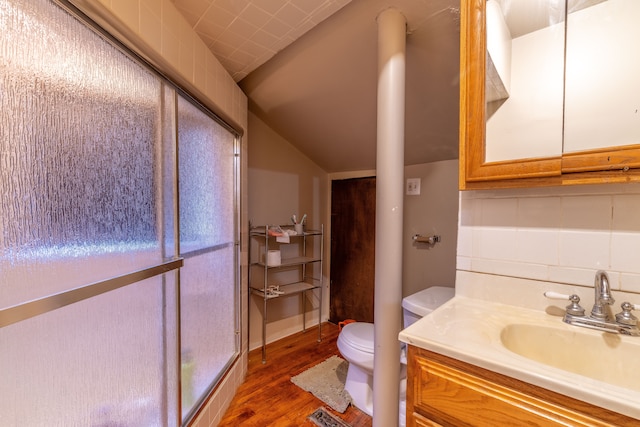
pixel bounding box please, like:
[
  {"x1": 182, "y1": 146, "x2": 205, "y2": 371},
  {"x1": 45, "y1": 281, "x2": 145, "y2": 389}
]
[{"x1": 412, "y1": 234, "x2": 441, "y2": 245}]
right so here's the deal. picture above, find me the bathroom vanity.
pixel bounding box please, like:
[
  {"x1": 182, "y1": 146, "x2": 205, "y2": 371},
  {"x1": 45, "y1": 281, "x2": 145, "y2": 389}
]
[
  {"x1": 406, "y1": 347, "x2": 634, "y2": 426},
  {"x1": 399, "y1": 280, "x2": 640, "y2": 427}
]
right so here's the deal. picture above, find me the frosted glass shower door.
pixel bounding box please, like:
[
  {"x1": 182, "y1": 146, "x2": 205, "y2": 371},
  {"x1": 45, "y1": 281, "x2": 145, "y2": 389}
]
[
  {"x1": 0, "y1": 0, "x2": 179, "y2": 425},
  {"x1": 177, "y1": 96, "x2": 239, "y2": 420},
  {"x1": 0, "y1": 0, "x2": 241, "y2": 425},
  {"x1": 0, "y1": 274, "x2": 178, "y2": 426}
]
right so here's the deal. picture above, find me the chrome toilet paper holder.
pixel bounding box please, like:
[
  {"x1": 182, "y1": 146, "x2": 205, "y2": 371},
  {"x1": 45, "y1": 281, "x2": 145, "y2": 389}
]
[{"x1": 412, "y1": 234, "x2": 441, "y2": 245}]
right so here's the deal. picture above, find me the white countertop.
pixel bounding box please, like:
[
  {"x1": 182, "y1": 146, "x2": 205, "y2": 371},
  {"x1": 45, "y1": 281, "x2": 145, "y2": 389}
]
[{"x1": 398, "y1": 295, "x2": 640, "y2": 420}]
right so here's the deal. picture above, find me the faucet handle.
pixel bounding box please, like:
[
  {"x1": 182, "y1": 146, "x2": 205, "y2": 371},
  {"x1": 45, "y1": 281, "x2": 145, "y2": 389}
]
[
  {"x1": 615, "y1": 302, "x2": 640, "y2": 326},
  {"x1": 544, "y1": 291, "x2": 571, "y2": 300},
  {"x1": 544, "y1": 291, "x2": 585, "y2": 316}
]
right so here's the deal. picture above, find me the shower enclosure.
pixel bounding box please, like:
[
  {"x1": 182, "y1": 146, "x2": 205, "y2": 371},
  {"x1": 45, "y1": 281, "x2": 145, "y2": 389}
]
[{"x1": 0, "y1": 0, "x2": 240, "y2": 425}]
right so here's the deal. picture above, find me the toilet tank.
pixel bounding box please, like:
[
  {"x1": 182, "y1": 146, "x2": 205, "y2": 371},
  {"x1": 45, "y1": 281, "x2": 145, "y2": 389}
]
[{"x1": 402, "y1": 286, "x2": 454, "y2": 328}]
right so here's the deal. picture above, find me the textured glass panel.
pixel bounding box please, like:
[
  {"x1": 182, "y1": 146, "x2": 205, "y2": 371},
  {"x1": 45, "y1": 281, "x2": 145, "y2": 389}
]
[
  {"x1": 180, "y1": 248, "x2": 236, "y2": 419},
  {"x1": 177, "y1": 94, "x2": 238, "y2": 420},
  {"x1": 0, "y1": 0, "x2": 163, "y2": 307},
  {"x1": 0, "y1": 274, "x2": 176, "y2": 426},
  {"x1": 178, "y1": 97, "x2": 236, "y2": 253}
]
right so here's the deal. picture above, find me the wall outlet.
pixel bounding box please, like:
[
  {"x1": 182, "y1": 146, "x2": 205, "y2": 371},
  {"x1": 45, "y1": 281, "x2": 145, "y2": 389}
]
[{"x1": 406, "y1": 178, "x2": 421, "y2": 195}]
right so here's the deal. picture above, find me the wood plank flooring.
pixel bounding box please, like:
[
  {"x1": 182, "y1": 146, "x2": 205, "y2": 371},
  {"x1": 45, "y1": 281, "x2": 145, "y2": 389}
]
[{"x1": 219, "y1": 322, "x2": 372, "y2": 427}]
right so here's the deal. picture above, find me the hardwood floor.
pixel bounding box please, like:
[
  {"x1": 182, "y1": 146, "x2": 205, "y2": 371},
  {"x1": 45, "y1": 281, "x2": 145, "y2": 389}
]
[{"x1": 219, "y1": 322, "x2": 372, "y2": 427}]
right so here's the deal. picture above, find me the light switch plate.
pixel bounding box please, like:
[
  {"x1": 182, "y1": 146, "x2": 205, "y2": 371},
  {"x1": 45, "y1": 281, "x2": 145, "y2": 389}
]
[{"x1": 406, "y1": 178, "x2": 421, "y2": 195}]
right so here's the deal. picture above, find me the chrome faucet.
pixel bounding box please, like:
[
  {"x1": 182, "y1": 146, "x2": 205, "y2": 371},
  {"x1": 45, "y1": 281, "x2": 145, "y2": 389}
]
[
  {"x1": 544, "y1": 270, "x2": 640, "y2": 337},
  {"x1": 590, "y1": 270, "x2": 614, "y2": 320}
]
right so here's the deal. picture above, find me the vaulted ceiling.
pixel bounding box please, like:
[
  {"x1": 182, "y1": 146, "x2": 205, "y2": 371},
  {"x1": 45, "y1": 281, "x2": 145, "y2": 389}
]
[{"x1": 172, "y1": 0, "x2": 462, "y2": 172}]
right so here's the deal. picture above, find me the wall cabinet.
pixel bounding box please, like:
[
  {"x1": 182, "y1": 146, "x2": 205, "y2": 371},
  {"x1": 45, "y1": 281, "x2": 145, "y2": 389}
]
[
  {"x1": 460, "y1": 0, "x2": 640, "y2": 190},
  {"x1": 406, "y1": 346, "x2": 635, "y2": 427},
  {"x1": 249, "y1": 225, "x2": 323, "y2": 362}
]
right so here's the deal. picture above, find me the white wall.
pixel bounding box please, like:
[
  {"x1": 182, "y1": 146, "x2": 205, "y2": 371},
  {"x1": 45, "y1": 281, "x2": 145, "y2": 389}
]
[
  {"x1": 403, "y1": 160, "x2": 459, "y2": 297},
  {"x1": 247, "y1": 111, "x2": 329, "y2": 350},
  {"x1": 458, "y1": 183, "x2": 640, "y2": 295}
]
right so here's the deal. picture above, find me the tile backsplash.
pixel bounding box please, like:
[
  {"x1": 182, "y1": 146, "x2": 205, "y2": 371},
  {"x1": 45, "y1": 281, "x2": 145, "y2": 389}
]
[{"x1": 457, "y1": 182, "x2": 640, "y2": 294}]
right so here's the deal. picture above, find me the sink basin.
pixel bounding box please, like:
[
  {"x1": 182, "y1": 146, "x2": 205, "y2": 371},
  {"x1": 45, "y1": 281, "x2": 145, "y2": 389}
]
[{"x1": 501, "y1": 323, "x2": 640, "y2": 391}]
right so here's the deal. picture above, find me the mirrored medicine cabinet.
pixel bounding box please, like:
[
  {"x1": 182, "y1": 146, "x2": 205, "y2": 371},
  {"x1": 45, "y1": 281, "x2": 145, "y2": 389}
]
[{"x1": 460, "y1": 0, "x2": 640, "y2": 190}]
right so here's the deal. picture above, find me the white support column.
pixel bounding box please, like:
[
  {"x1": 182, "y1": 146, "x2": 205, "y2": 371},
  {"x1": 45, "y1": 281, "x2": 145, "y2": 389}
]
[{"x1": 374, "y1": 7, "x2": 406, "y2": 427}]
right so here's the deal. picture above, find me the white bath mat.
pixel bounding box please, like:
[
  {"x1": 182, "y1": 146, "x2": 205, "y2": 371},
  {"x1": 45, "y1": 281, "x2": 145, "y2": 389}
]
[{"x1": 291, "y1": 355, "x2": 352, "y2": 413}]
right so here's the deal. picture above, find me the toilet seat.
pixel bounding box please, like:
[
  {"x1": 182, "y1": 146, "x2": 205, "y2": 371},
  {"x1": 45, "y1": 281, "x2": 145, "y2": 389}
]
[{"x1": 339, "y1": 322, "x2": 374, "y2": 354}]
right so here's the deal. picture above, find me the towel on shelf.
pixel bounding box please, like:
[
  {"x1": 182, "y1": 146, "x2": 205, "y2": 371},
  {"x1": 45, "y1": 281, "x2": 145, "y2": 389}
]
[
  {"x1": 277, "y1": 228, "x2": 301, "y2": 243},
  {"x1": 276, "y1": 232, "x2": 290, "y2": 243},
  {"x1": 268, "y1": 226, "x2": 295, "y2": 243}
]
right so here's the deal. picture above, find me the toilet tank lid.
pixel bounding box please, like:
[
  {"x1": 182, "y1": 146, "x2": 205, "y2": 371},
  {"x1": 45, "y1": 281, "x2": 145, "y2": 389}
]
[{"x1": 402, "y1": 286, "x2": 454, "y2": 317}]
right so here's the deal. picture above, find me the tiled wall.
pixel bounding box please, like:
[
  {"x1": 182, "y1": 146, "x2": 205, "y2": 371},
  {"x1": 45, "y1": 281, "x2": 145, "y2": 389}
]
[
  {"x1": 83, "y1": 0, "x2": 248, "y2": 128},
  {"x1": 457, "y1": 182, "x2": 640, "y2": 295},
  {"x1": 73, "y1": 1, "x2": 249, "y2": 426}
]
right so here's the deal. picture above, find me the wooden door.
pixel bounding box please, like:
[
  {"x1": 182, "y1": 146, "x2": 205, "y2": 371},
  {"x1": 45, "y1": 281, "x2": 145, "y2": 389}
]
[{"x1": 329, "y1": 177, "x2": 375, "y2": 323}]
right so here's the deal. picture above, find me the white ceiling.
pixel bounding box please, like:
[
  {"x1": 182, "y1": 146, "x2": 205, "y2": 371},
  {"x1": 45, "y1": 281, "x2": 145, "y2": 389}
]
[
  {"x1": 173, "y1": 0, "x2": 462, "y2": 172},
  {"x1": 171, "y1": 0, "x2": 353, "y2": 82}
]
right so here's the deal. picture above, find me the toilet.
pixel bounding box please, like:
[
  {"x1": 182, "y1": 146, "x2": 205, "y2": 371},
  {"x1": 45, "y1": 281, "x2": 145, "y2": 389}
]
[{"x1": 337, "y1": 286, "x2": 454, "y2": 422}]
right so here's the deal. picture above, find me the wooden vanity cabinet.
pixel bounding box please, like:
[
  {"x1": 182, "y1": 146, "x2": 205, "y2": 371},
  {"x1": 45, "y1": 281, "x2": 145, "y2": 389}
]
[
  {"x1": 406, "y1": 346, "x2": 636, "y2": 427},
  {"x1": 459, "y1": 0, "x2": 640, "y2": 190}
]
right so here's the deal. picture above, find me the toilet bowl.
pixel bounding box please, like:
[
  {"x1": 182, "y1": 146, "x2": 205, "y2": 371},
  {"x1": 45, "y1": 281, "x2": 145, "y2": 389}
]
[
  {"x1": 337, "y1": 286, "x2": 454, "y2": 423},
  {"x1": 336, "y1": 322, "x2": 375, "y2": 414}
]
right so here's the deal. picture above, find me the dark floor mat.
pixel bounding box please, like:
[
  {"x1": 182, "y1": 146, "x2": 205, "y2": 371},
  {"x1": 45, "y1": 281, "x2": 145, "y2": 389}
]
[{"x1": 308, "y1": 407, "x2": 352, "y2": 427}]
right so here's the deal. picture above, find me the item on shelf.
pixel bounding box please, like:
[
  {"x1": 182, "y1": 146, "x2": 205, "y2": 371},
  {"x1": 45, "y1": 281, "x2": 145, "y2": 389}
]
[
  {"x1": 266, "y1": 250, "x2": 281, "y2": 266},
  {"x1": 291, "y1": 213, "x2": 308, "y2": 235},
  {"x1": 268, "y1": 226, "x2": 285, "y2": 236},
  {"x1": 269, "y1": 225, "x2": 293, "y2": 243},
  {"x1": 266, "y1": 285, "x2": 285, "y2": 298},
  {"x1": 291, "y1": 213, "x2": 307, "y2": 226}
]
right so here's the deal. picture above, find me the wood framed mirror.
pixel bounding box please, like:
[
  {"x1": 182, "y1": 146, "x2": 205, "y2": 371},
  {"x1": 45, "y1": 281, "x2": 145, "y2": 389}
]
[{"x1": 460, "y1": 0, "x2": 640, "y2": 190}]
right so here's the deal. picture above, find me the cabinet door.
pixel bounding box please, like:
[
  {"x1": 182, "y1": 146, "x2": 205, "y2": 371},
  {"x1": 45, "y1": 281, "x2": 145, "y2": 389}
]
[
  {"x1": 562, "y1": 0, "x2": 640, "y2": 174},
  {"x1": 485, "y1": 0, "x2": 565, "y2": 163},
  {"x1": 407, "y1": 347, "x2": 634, "y2": 427},
  {"x1": 460, "y1": 0, "x2": 562, "y2": 189},
  {"x1": 461, "y1": 0, "x2": 640, "y2": 189}
]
